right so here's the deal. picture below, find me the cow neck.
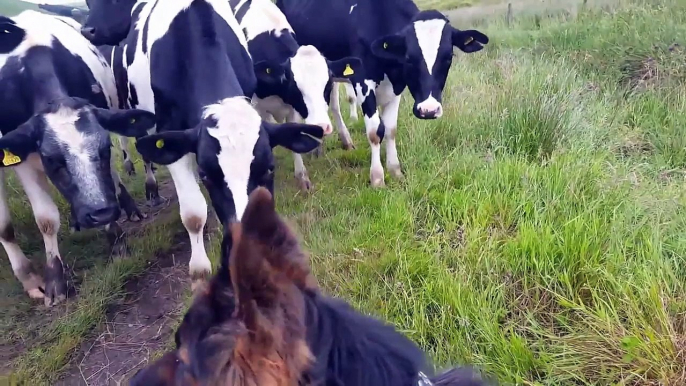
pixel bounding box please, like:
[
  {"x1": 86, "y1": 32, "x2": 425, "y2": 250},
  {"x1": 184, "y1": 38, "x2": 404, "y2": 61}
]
[{"x1": 23, "y1": 49, "x2": 68, "y2": 112}]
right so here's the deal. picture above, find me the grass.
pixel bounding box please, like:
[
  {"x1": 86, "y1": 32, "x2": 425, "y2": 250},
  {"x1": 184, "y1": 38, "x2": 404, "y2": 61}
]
[
  {"x1": 2, "y1": 0, "x2": 686, "y2": 384},
  {"x1": 263, "y1": 0, "x2": 686, "y2": 384}
]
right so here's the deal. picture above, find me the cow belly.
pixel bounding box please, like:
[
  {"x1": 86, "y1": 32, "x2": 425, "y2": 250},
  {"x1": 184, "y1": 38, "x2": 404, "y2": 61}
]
[{"x1": 376, "y1": 76, "x2": 397, "y2": 106}]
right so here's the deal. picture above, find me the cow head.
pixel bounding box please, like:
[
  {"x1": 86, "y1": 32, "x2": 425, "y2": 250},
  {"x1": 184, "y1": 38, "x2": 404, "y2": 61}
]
[
  {"x1": 370, "y1": 10, "x2": 488, "y2": 119},
  {"x1": 254, "y1": 45, "x2": 362, "y2": 135},
  {"x1": 133, "y1": 97, "x2": 324, "y2": 225},
  {"x1": 0, "y1": 98, "x2": 155, "y2": 228},
  {"x1": 81, "y1": 0, "x2": 138, "y2": 45}
]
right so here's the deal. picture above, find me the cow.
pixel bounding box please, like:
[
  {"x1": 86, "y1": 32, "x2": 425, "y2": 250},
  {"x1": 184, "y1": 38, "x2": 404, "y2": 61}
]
[
  {"x1": 0, "y1": 11, "x2": 155, "y2": 306},
  {"x1": 232, "y1": 0, "x2": 363, "y2": 191},
  {"x1": 36, "y1": 4, "x2": 143, "y2": 178},
  {"x1": 80, "y1": 0, "x2": 327, "y2": 287},
  {"x1": 276, "y1": 0, "x2": 489, "y2": 187}
]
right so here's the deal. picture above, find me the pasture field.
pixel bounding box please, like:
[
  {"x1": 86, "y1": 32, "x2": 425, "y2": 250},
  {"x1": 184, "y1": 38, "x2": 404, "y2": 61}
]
[{"x1": 1, "y1": 0, "x2": 686, "y2": 384}]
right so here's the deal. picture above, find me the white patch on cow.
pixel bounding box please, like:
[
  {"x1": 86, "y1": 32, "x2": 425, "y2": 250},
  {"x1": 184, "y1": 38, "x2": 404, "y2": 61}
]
[
  {"x1": 43, "y1": 107, "x2": 105, "y2": 203},
  {"x1": 3, "y1": 11, "x2": 118, "y2": 108},
  {"x1": 166, "y1": 154, "x2": 210, "y2": 276},
  {"x1": 240, "y1": 0, "x2": 293, "y2": 41},
  {"x1": 290, "y1": 45, "x2": 333, "y2": 131},
  {"x1": 139, "y1": 0, "x2": 248, "y2": 54},
  {"x1": 350, "y1": 4, "x2": 357, "y2": 13},
  {"x1": 414, "y1": 19, "x2": 447, "y2": 75},
  {"x1": 203, "y1": 97, "x2": 261, "y2": 221},
  {"x1": 416, "y1": 94, "x2": 443, "y2": 117},
  {"x1": 354, "y1": 79, "x2": 377, "y2": 106}
]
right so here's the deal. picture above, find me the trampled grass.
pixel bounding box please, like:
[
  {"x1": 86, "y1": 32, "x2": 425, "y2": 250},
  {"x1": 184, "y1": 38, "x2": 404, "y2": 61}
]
[{"x1": 1, "y1": 0, "x2": 685, "y2": 384}]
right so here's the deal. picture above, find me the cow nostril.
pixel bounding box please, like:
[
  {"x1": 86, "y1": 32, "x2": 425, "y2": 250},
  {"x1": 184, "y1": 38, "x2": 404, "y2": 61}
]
[
  {"x1": 81, "y1": 27, "x2": 96, "y2": 39},
  {"x1": 86, "y1": 206, "x2": 119, "y2": 226},
  {"x1": 318, "y1": 123, "x2": 333, "y2": 136}
]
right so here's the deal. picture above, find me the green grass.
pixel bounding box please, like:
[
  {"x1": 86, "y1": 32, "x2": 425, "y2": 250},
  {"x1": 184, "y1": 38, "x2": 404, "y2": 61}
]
[
  {"x1": 2, "y1": 0, "x2": 686, "y2": 384},
  {"x1": 260, "y1": 0, "x2": 685, "y2": 384}
]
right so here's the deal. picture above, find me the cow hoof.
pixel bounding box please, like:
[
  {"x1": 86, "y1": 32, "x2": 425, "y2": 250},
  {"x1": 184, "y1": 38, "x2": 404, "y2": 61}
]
[
  {"x1": 145, "y1": 181, "x2": 163, "y2": 207},
  {"x1": 124, "y1": 159, "x2": 136, "y2": 176},
  {"x1": 370, "y1": 168, "x2": 385, "y2": 188},
  {"x1": 190, "y1": 268, "x2": 211, "y2": 293},
  {"x1": 21, "y1": 270, "x2": 45, "y2": 300},
  {"x1": 342, "y1": 142, "x2": 356, "y2": 150},
  {"x1": 297, "y1": 176, "x2": 313, "y2": 192},
  {"x1": 120, "y1": 193, "x2": 145, "y2": 222},
  {"x1": 44, "y1": 261, "x2": 68, "y2": 307},
  {"x1": 388, "y1": 165, "x2": 404, "y2": 180}
]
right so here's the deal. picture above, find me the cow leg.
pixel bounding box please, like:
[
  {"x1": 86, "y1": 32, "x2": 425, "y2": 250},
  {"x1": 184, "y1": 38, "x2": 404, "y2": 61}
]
[
  {"x1": 355, "y1": 82, "x2": 384, "y2": 187},
  {"x1": 14, "y1": 158, "x2": 67, "y2": 307},
  {"x1": 343, "y1": 82, "x2": 359, "y2": 121},
  {"x1": 286, "y1": 109, "x2": 314, "y2": 192},
  {"x1": 144, "y1": 160, "x2": 164, "y2": 207},
  {"x1": 118, "y1": 136, "x2": 135, "y2": 176},
  {"x1": 331, "y1": 83, "x2": 355, "y2": 150},
  {"x1": 69, "y1": 206, "x2": 80, "y2": 234},
  {"x1": 111, "y1": 162, "x2": 145, "y2": 222},
  {"x1": 167, "y1": 154, "x2": 210, "y2": 289},
  {"x1": 381, "y1": 94, "x2": 403, "y2": 179},
  {"x1": 0, "y1": 168, "x2": 45, "y2": 300}
]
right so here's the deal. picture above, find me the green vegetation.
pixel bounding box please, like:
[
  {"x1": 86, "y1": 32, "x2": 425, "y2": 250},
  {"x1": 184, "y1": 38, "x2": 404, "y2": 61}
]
[
  {"x1": 266, "y1": 0, "x2": 686, "y2": 384},
  {"x1": 1, "y1": 0, "x2": 685, "y2": 384}
]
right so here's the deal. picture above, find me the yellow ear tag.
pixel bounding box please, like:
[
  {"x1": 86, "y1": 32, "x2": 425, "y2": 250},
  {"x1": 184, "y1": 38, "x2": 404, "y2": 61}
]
[
  {"x1": 343, "y1": 64, "x2": 354, "y2": 76},
  {"x1": 266, "y1": 67, "x2": 271, "y2": 74},
  {"x1": 2, "y1": 149, "x2": 21, "y2": 166},
  {"x1": 465, "y1": 36, "x2": 474, "y2": 44},
  {"x1": 155, "y1": 139, "x2": 164, "y2": 149},
  {"x1": 383, "y1": 42, "x2": 388, "y2": 49}
]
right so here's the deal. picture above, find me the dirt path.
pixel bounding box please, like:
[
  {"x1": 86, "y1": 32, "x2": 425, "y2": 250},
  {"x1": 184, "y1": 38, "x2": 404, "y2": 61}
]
[{"x1": 54, "y1": 182, "x2": 218, "y2": 386}]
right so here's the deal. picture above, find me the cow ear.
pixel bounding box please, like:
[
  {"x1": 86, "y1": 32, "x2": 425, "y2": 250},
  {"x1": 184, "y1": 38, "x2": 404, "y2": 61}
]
[
  {"x1": 451, "y1": 28, "x2": 489, "y2": 53},
  {"x1": 263, "y1": 121, "x2": 324, "y2": 153},
  {"x1": 254, "y1": 60, "x2": 287, "y2": 84},
  {"x1": 0, "y1": 118, "x2": 40, "y2": 168},
  {"x1": 327, "y1": 57, "x2": 363, "y2": 80},
  {"x1": 135, "y1": 127, "x2": 198, "y2": 165},
  {"x1": 94, "y1": 108, "x2": 156, "y2": 137},
  {"x1": 370, "y1": 34, "x2": 406, "y2": 62},
  {"x1": 0, "y1": 18, "x2": 26, "y2": 55}
]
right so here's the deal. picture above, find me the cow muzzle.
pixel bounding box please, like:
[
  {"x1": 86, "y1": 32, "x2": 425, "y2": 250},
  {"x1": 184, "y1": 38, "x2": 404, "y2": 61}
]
[{"x1": 415, "y1": 97, "x2": 443, "y2": 119}]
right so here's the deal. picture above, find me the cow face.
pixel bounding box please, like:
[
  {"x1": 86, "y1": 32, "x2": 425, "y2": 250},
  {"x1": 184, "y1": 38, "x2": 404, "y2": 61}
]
[
  {"x1": 254, "y1": 45, "x2": 362, "y2": 134},
  {"x1": 133, "y1": 97, "x2": 324, "y2": 225},
  {"x1": 81, "y1": 0, "x2": 137, "y2": 45},
  {"x1": 0, "y1": 98, "x2": 155, "y2": 228},
  {"x1": 370, "y1": 11, "x2": 488, "y2": 119}
]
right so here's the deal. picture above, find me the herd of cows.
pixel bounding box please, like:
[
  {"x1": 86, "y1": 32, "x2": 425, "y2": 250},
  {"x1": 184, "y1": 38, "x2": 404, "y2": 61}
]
[{"x1": 1, "y1": 0, "x2": 492, "y2": 384}]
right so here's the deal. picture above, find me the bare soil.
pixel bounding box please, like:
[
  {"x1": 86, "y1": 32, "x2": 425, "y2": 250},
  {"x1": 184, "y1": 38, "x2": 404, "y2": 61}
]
[{"x1": 52, "y1": 181, "x2": 217, "y2": 386}]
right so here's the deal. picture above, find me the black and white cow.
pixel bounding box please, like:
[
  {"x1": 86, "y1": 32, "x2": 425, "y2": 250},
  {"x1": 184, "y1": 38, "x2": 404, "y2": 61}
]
[
  {"x1": 232, "y1": 0, "x2": 363, "y2": 191},
  {"x1": 0, "y1": 11, "x2": 155, "y2": 306},
  {"x1": 80, "y1": 0, "x2": 327, "y2": 286},
  {"x1": 277, "y1": 0, "x2": 489, "y2": 187}
]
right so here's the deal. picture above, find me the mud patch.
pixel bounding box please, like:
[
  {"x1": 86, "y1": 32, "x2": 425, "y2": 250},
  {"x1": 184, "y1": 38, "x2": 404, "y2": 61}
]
[
  {"x1": 55, "y1": 181, "x2": 219, "y2": 385},
  {"x1": 55, "y1": 247, "x2": 189, "y2": 386}
]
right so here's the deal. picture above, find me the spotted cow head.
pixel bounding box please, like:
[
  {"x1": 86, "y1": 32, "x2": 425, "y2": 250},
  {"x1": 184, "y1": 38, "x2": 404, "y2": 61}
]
[
  {"x1": 133, "y1": 97, "x2": 325, "y2": 225},
  {"x1": 0, "y1": 97, "x2": 155, "y2": 228},
  {"x1": 81, "y1": 0, "x2": 138, "y2": 45},
  {"x1": 254, "y1": 45, "x2": 362, "y2": 135},
  {"x1": 370, "y1": 10, "x2": 489, "y2": 119}
]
